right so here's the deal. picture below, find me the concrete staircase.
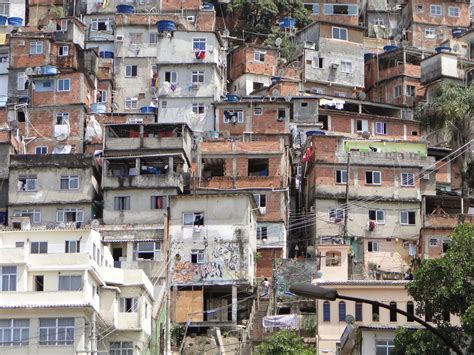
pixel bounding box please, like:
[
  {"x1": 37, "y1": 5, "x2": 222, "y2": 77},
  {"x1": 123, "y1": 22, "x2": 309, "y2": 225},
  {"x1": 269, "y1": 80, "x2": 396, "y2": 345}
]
[{"x1": 250, "y1": 300, "x2": 269, "y2": 342}]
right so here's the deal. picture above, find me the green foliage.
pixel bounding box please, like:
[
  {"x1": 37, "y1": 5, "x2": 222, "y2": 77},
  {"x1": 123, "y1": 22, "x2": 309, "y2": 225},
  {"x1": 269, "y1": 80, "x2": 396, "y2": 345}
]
[
  {"x1": 229, "y1": 0, "x2": 311, "y2": 38},
  {"x1": 170, "y1": 324, "x2": 185, "y2": 347},
  {"x1": 264, "y1": 28, "x2": 298, "y2": 62},
  {"x1": 257, "y1": 331, "x2": 315, "y2": 354},
  {"x1": 394, "y1": 224, "x2": 474, "y2": 353}
]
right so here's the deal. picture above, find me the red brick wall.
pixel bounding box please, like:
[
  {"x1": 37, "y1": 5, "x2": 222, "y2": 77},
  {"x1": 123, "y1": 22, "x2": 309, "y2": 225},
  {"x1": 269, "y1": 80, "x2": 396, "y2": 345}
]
[
  {"x1": 161, "y1": 0, "x2": 201, "y2": 11},
  {"x1": 10, "y1": 38, "x2": 51, "y2": 68},
  {"x1": 257, "y1": 248, "x2": 283, "y2": 278},
  {"x1": 229, "y1": 46, "x2": 277, "y2": 80}
]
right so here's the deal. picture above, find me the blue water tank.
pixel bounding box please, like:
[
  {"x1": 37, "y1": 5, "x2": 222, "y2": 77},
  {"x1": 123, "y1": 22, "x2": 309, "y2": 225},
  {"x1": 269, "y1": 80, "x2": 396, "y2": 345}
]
[
  {"x1": 116, "y1": 4, "x2": 134, "y2": 13},
  {"x1": 435, "y1": 46, "x2": 451, "y2": 54},
  {"x1": 364, "y1": 53, "x2": 375, "y2": 61},
  {"x1": 18, "y1": 96, "x2": 29, "y2": 104},
  {"x1": 99, "y1": 51, "x2": 114, "y2": 59},
  {"x1": 279, "y1": 17, "x2": 296, "y2": 29},
  {"x1": 271, "y1": 76, "x2": 282, "y2": 84},
  {"x1": 225, "y1": 94, "x2": 240, "y2": 102},
  {"x1": 42, "y1": 65, "x2": 59, "y2": 75},
  {"x1": 0, "y1": 16, "x2": 7, "y2": 25},
  {"x1": 452, "y1": 28, "x2": 467, "y2": 38},
  {"x1": 383, "y1": 45, "x2": 398, "y2": 52},
  {"x1": 201, "y1": 2, "x2": 214, "y2": 10},
  {"x1": 156, "y1": 20, "x2": 176, "y2": 33},
  {"x1": 306, "y1": 130, "x2": 326, "y2": 137},
  {"x1": 91, "y1": 103, "x2": 107, "y2": 114},
  {"x1": 7, "y1": 17, "x2": 23, "y2": 26},
  {"x1": 140, "y1": 106, "x2": 157, "y2": 114}
]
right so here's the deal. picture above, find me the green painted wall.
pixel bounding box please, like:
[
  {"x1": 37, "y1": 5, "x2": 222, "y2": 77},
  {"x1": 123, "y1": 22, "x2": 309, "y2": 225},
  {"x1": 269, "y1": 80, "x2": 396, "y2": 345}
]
[{"x1": 344, "y1": 140, "x2": 427, "y2": 156}]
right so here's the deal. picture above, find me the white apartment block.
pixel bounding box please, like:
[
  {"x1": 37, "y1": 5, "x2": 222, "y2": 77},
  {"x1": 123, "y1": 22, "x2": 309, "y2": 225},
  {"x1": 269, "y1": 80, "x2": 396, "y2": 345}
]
[{"x1": 0, "y1": 228, "x2": 154, "y2": 354}]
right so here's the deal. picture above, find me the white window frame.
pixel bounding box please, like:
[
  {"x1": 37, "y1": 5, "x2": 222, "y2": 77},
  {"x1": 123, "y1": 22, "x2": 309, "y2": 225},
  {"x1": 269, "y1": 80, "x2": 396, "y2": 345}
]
[
  {"x1": 254, "y1": 50, "x2": 265, "y2": 62},
  {"x1": 374, "y1": 18, "x2": 384, "y2": 26},
  {"x1": 192, "y1": 37, "x2": 206, "y2": 51},
  {"x1": 17, "y1": 72, "x2": 26, "y2": 91},
  {"x1": 56, "y1": 208, "x2": 84, "y2": 223},
  {"x1": 223, "y1": 110, "x2": 244, "y2": 124},
  {"x1": 191, "y1": 71, "x2": 205, "y2": 83},
  {"x1": 394, "y1": 85, "x2": 401, "y2": 98},
  {"x1": 335, "y1": 170, "x2": 348, "y2": 184},
  {"x1": 183, "y1": 212, "x2": 204, "y2": 227},
  {"x1": 1, "y1": 266, "x2": 17, "y2": 291},
  {"x1": 97, "y1": 90, "x2": 107, "y2": 103},
  {"x1": 91, "y1": 18, "x2": 111, "y2": 31},
  {"x1": 257, "y1": 226, "x2": 268, "y2": 240},
  {"x1": 375, "y1": 339, "x2": 394, "y2": 355},
  {"x1": 0, "y1": 3, "x2": 9, "y2": 17},
  {"x1": 368, "y1": 241, "x2": 379, "y2": 252},
  {"x1": 0, "y1": 319, "x2": 29, "y2": 346},
  {"x1": 18, "y1": 175, "x2": 37, "y2": 191},
  {"x1": 369, "y1": 210, "x2": 385, "y2": 224},
  {"x1": 57, "y1": 79, "x2": 71, "y2": 92},
  {"x1": 448, "y1": 6, "x2": 459, "y2": 17},
  {"x1": 114, "y1": 196, "x2": 131, "y2": 210},
  {"x1": 400, "y1": 211, "x2": 416, "y2": 225},
  {"x1": 401, "y1": 172, "x2": 415, "y2": 187},
  {"x1": 355, "y1": 119, "x2": 369, "y2": 132},
  {"x1": 14, "y1": 209, "x2": 41, "y2": 224},
  {"x1": 430, "y1": 4, "x2": 442, "y2": 16},
  {"x1": 58, "y1": 275, "x2": 82, "y2": 291},
  {"x1": 56, "y1": 112, "x2": 69, "y2": 125},
  {"x1": 406, "y1": 85, "x2": 416, "y2": 97},
  {"x1": 164, "y1": 71, "x2": 178, "y2": 84},
  {"x1": 39, "y1": 318, "x2": 74, "y2": 346},
  {"x1": 375, "y1": 121, "x2": 387, "y2": 135},
  {"x1": 365, "y1": 171, "x2": 381, "y2": 185},
  {"x1": 110, "y1": 342, "x2": 134, "y2": 355},
  {"x1": 303, "y1": 3, "x2": 319, "y2": 14},
  {"x1": 425, "y1": 28, "x2": 436, "y2": 39},
  {"x1": 253, "y1": 193, "x2": 266, "y2": 210},
  {"x1": 192, "y1": 103, "x2": 205, "y2": 114},
  {"x1": 30, "y1": 41, "x2": 43, "y2": 55},
  {"x1": 35, "y1": 146, "x2": 48, "y2": 155},
  {"x1": 30, "y1": 241, "x2": 48, "y2": 254},
  {"x1": 125, "y1": 65, "x2": 137, "y2": 78},
  {"x1": 191, "y1": 249, "x2": 205, "y2": 264},
  {"x1": 65, "y1": 240, "x2": 80, "y2": 253},
  {"x1": 58, "y1": 45, "x2": 69, "y2": 57},
  {"x1": 312, "y1": 56, "x2": 324, "y2": 69},
  {"x1": 119, "y1": 297, "x2": 138, "y2": 313},
  {"x1": 60, "y1": 175, "x2": 79, "y2": 190},
  {"x1": 125, "y1": 97, "x2": 138, "y2": 110},
  {"x1": 134, "y1": 241, "x2": 161, "y2": 261},
  {"x1": 332, "y1": 26, "x2": 348, "y2": 41},
  {"x1": 340, "y1": 60, "x2": 352, "y2": 73},
  {"x1": 328, "y1": 208, "x2": 344, "y2": 222}
]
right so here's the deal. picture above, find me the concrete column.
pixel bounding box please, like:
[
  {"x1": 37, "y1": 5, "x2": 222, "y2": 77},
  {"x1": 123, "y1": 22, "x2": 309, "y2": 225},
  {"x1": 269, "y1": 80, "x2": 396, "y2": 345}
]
[
  {"x1": 135, "y1": 158, "x2": 140, "y2": 175},
  {"x1": 172, "y1": 285, "x2": 178, "y2": 322},
  {"x1": 231, "y1": 285, "x2": 238, "y2": 324},
  {"x1": 168, "y1": 156, "x2": 174, "y2": 174}
]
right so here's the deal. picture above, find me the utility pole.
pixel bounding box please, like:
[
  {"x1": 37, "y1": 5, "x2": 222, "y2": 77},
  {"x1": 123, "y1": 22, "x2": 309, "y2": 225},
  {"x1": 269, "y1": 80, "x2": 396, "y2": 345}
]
[{"x1": 343, "y1": 153, "x2": 350, "y2": 240}]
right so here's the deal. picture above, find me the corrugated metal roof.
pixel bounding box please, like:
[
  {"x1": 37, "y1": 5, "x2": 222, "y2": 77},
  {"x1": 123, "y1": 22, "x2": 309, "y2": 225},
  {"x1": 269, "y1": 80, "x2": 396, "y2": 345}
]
[{"x1": 314, "y1": 280, "x2": 409, "y2": 286}]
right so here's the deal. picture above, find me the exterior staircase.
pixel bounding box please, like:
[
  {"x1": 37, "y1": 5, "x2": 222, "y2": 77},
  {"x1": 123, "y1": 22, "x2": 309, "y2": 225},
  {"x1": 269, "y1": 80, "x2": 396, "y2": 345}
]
[{"x1": 250, "y1": 300, "x2": 269, "y2": 342}]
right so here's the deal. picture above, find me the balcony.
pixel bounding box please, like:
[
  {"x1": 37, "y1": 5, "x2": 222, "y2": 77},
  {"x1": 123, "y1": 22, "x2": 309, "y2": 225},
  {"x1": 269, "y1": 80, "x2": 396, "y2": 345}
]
[
  {"x1": 0, "y1": 290, "x2": 93, "y2": 309},
  {"x1": 27, "y1": 252, "x2": 91, "y2": 267},
  {"x1": 103, "y1": 172, "x2": 183, "y2": 190},
  {"x1": 0, "y1": 248, "x2": 26, "y2": 264},
  {"x1": 198, "y1": 176, "x2": 282, "y2": 189}
]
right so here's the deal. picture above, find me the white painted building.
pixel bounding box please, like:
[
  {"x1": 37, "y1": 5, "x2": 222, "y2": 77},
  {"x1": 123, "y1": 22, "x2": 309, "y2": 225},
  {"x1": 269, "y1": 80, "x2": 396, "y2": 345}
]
[
  {"x1": 0, "y1": 45, "x2": 8, "y2": 107},
  {"x1": 0, "y1": 228, "x2": 154, "y2": 354}
]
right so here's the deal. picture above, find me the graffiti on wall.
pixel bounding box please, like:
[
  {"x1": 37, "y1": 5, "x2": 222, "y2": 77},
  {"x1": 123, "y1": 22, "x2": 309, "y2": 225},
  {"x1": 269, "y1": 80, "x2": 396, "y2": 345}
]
[{"x1": 273, "y1": 259, "x2": 318, "y2": 300}]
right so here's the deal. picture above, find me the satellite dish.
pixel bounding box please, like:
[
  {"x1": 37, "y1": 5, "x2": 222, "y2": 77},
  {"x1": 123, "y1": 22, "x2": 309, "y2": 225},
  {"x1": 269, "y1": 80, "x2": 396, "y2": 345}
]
[
  {"x1": 275, "y1": 37, "x2": 282, "y2": 47},
  {"x1": 34, "y1": 67, "x2": 42, "y2": 74},
  {"x1": 46, "y1": 222, "x2": 56, "y2": 229},
  {"x1": 357, "y1": 92, "x2": 366, "y2": 100},
  {"x1": 25, "y1": 67, "x2": 34, "y2": 76},
  {"x1": 361, "y1": 131, "x2": 371, "y2": 139},
  {"x1": 345, "y1": 315, "x2": 355, "y2": 325}
]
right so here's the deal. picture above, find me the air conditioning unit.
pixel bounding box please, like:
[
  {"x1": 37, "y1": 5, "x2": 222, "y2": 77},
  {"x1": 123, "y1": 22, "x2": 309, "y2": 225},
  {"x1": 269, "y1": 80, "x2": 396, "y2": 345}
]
[
  {"x1": 116, "y1": 35, "x2": 124, "y2": 42},
  {"x1": 191, "y1": 83, "x2": 200, "y2": 90},
  {"x1": 422, "y1": 173, "x2": 430, "y2": 180},
  {"x1": 18, "y1": 40, "x2": 25, "y2": 47},
  {"x1": 259, "y1": 207, "x2": 266, "y2": 215},
  {"x1": 128, "y1": 117, "x2": 144, "y2": 124},
  {"x1": 331, "y1": 63, "x2": 339, "y2": 69}
]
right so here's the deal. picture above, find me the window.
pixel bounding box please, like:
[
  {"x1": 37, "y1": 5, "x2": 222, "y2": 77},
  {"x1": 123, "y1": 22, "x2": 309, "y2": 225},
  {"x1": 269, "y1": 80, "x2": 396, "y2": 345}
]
[
  {"x1": 56, "y1": 112, "x2": 69, "y2": 125},
  {"x1": 328, "y1": 208, "x2": 344, "y2": 222},
  {"x1": 406, "y1": 301, "x2": 415, "y2": 322},
  {"x1": 406, "y1": 85, "x2": 416, "y2": 97},
  {"x1": 129, "y1": 33, "x2": 142, "y2": 44},
  {"x1": 17, "y1": 175, "x2": 37, "y2": 191},
  {"x1": 17, "y1": 72, "x2": 27, "y2": 91},
  {"x1": 341, "y1": 60, "x2": 352, "y2": 73},
  {"x1": 253, "y1": 82, "x2": 264, "y2": 91},
  {"x1": 60, "y1": 176, "x2": 79, "y2": 190},
  {"x1": 120, "y1": 297, "x2": 138, "y2": 313},
  {"x1": 254, "y1": 51, "x2": 265, "y2": 62},
  {"x1": 110, "y1": 342, "x2": 133, "y2": 355},
  {"x1": 324, "y1": 4, "x2": 358, "y2": 15},
  {"x1": 323, "y1": 301, "x2": 330, "y2": 321},
  {"x1": 248, "y1": 159, "x2": 269, "y2": 177},
  {"x1": 150, "y1": 196, "x2": 168, "y2": 209},
  {"x1": 14, "y1": 209, "x2": 41, "y2": 224},
  {"x1": 134, "y1": 241, "x2": 161, "y2": 261},
  {"x1": 65, "y1": 240, "x2": 80, "y2": 253},
  {"x1": 389, "y1": 302, "x2": 397, "y2": 322},
  {"x1": 355, "y1": 302, "x2": 363, "y2": 321},
  {"x1": 336, "y1": 170, "x2": 348, "y2": 184},
  {"x1": 186, "y1": 15, "x2": 195, "y2": 22},
  {"x1": 91, "y1": 18, "x2": 111, "y2": 31},
  {"x1": 114, "y1": 196, "x2": 130, "y2": 210},
  {"x1": 58, "y1": 275, "x2": 82, "y2": 291},
  {"x1": 1, "y1": 266, "x2": 16, "y2": 291},
  {"x1": 183, "y1": 212, "x2": 204, "y2": 227},
  {"x1": 192, "y1": 38, "x2": 206, "y2": 51},
  {"x1": 369, "y1": 210, "x2": 385, "y2": 223},
  {"x1": 125, "y1": 65, "x2": 137, "y2": 77},
  {"x1": 400, "y1": 211, "x2": 416, "y2": 225},
  {"x1": 374, "y1": 18, "x2": 384, "y2": 26},
  {"x1": 35, "y1": 146, "x2": 48, "y2": 154},
  {"x1": 417, "y1": 4, "x2": 423, "y2": 12},
  {"x1": 55, "y1": 19, "x2": 67, "y2": 31},
  {"x1": 257, "y1": 226, "x2": 268, "y2": 241},
  {"x1": 56, "y1": 208, "x2": 84, "y2": 223},
  {"x1": 326, "y1": 251, "x2": 341, "y2": 266},
  {"x1": 58, "y1": 45, "x2": 69, "y2": 57},
  {"x1": 425, "y1": 28, "x2": 435, "y2": 39},
  {"x1": 401, "y1": 173, "x2": 415, "y2": 187},
  {"x1": 33, "y1": 275, "x2": 44, "y2": 292},
  {"x1": 253, "y1": 194, "x2": 266, "y2": 209},
  {"x1": 191, "y1": 249, "x2": 205, "y2": 264},
  {"x1": 224, "y1": 110, "x2": 244, "y2": 124},
  {"x1": 191, "y1": 71, "x2": 204, "y2": 83},
  {"x1": 394, "y1": 85, "x2": 401, "y2": 98},
  {"x1": 164, "y1": 71, "x2": 177, "y2": 84},
  {"x1": 57, "y1": 79, "x2": 70, "y2": 92},
  {"x1": 368, "y1": 241, "x2": 379, "y2": 252},
  {"x1": 30, "y1": 41, "x2": 43, "y2": 55},
  {"x1": 192, "y1": 103, "x2": 205, "y2": 114},
  {"x1": 312, "y1": 56, "x2": 324, "y2": 69},
  {"x1": 375, "y1": 340, "x2": 394, "y2": 355},
  {"x1": 338, "y1": 301, "x2": 346, "y2": 321},
  {"x1": 303, "y1": 3, "x2": 319, "y2": 14},
  {"x1": 0, "y1": 319, "x2": 29, "y2": 346},
  {"x1": 430, "y1": 4, "x2": 442, "y2": 16},
  {"x1": 0, "y1": 3, "x2": 9, "y2": 17},
  {"x1": 254, "y1": 107, "x2": 263, "y2": 116},
  {"x1": 97, "y1": 90, "x2": 107, "y2": 103},
  {"x1": 39, "y1": 318, "x2": 74, "y2": 345},
  {"x1": 332, "y1": 26, "x2": 348, "y2": 41},
  {"x1": 161, "y1": 100, "x2": 167, "y2": 109},
  {"x1": 372, "y1": 304, "x2": 379, "y2": 321},
  {"x1": 15, "y1": 242, "x2": 24, "y2": 248},
  {"x1": 429, "y1": 238, "x2": 438, "y2": 247},
  {"x1": 365, "y1": 171, "x2": 381, "y2": 185},
  {"x1": 0, "y1": 53, "x2": 8, "y2": 63},
  {"x1": 356, "y1": 119, "x2": 369, "y2": 132},
  {"x1": 125, "y1": 97, "x2": 138, "y2": 110},
  {"x1": 375, "y1": 122, "x2": 387, "y2": 135},
  {"x1": 278, "y1": 109, "x2": 286, "y2": 120},
  {"x1": 149, "y1": 32, "x2": 158, "y2": 44}
]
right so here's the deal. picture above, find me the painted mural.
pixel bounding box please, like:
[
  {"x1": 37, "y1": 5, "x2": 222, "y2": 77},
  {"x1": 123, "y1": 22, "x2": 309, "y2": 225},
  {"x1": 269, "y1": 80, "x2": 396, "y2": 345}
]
[{"x1": 273, "y1": 259, "x2": 319, "y2": 300}]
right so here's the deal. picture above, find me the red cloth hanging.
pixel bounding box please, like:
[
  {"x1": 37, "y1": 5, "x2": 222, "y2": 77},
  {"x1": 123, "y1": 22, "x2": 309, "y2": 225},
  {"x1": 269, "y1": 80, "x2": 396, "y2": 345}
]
[{"x1": 302, "y1": 146, "x2": 314, "y2": 163}]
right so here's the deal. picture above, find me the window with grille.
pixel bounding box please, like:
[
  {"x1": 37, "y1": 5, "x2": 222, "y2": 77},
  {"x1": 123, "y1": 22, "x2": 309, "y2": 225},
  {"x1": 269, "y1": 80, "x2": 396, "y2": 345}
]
[
  {"x1": 401, "y1": 173, "x2": 415, "y2": 187},
  {"x1": 120, "y1": 298, "x2": 138, "y2": 312},
  {"x1": 375, "y1": 122, "x2": 387, "y2": 135},
  {"x1": 110, "y1": 342, "x2": 133, "y2": 355},
  {"x1": 58, "y1": 45, "x2": 69, "y2": 57},
  {"x1": 14, "y1": 209, "x2": 41, "y2": 223},
  {"x1": 338, "y1": 301, "x2": 346, "y2": 321},
  {"x1": 400, "y1": 211, "x2": 416, "y2": 225},
  {"x1": 192, "y1": 38, "x2": 206, "y2": 51},
  {"x1": 114, "y1": 196, "x2": 131, "y2": 210}
]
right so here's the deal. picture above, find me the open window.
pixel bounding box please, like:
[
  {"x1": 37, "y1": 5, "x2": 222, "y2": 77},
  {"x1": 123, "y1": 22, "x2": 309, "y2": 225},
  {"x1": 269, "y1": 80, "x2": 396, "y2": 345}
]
[
  {"x1": 325, "y1": 251, "x2": 341, "y2": 266},
  {"x1": 202, "y1": 158, "x2": 225, "y2": 179},
  {"x1": 248, "y1": 159, "x2": 269, "y2": 177},
  {"x1": 17, "y1": 175, "x2": 37, "y2": 191},
  {"x1": 183, "y1": 212, "x2": 204, "y2": 227},
  {"x1": 318, "y1": 115, "x2": 328, "y2": 130},
  {"x1": 134, "y1": 241, "x2": 161, "y2": 261}
]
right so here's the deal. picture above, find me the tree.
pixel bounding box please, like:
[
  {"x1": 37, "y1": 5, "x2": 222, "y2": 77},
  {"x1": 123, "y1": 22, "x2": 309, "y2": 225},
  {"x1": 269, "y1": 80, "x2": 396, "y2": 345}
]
[
  {"x1": 257, "y1": 330, "x2": 315, "y2": 354},
  {"x1": 229, "y1": 0, "x2": 311, "y2": 39},
  {"x1": 416, "y1": 83, "x2": 473, "y2": 202},
  {"x1": 393, "y1": 224, "x2": 474, "y2": 354}
]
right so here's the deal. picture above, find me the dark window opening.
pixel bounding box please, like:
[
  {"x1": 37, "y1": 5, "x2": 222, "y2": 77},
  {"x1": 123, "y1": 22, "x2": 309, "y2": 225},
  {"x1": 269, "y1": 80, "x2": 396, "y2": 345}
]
[
  {"x1": 318, "y1": 115, "x2": 328, "y2": 130},
  {"x1": 372, "y1": 304, "x2": 379, "y2": 321},
  {"x1": 248, "y1": 159, "x2": 269, "y2": 177},
  {"x1": 338, "y1": 301, "x2": 346, "y2": 321},
  {"x1": 411, "y1": 131, "x2": 418, "y2": 136},
  {"x1": 35, "y1": 275, "x2": 44, "y2": 291},
  {"x1": 253, "y1": 82, "x2": 264, "y2": 91},
  {"x1": 333, "y1": 5, "x2": 349, "y2": 14},
  {"x1": 202, "y1": 159, "x2": 225, "y2": 178},
  {"x1": 407, "y1": 301, "x2": 414, "y2": 322},
  {"x1": 355, "y1": 302, "x2": 363, "y2": 321},
  {"x1": 390, "y1": 302, "x2": 397, "y2": 322},
  {"x1": 17, "y1": 111, "x2": 26, "y2": 122},
  {"x1": 278, "y1": 109, "x2": 286, "y2": 120}
]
